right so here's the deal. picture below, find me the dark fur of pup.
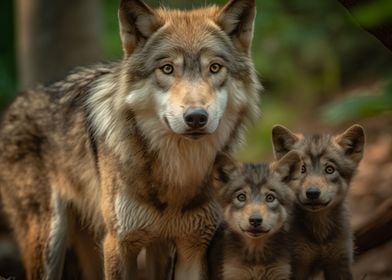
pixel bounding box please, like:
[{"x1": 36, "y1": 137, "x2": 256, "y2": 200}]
[
  {"x1": 208, "y1": 152, "x2": 301, "y2": 280},
  {"x1": 272, "y1": 125, "x2": 365, "y2": 280}
]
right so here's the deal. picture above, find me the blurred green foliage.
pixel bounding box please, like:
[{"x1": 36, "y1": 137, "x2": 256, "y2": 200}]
[
  {"x1": 352, "y1": 0, "x2": 392, "y2": 27},
  {"x1": 1, "y1": 0, "x2": 391, "y2": 161},
  {"x1": 103, "y1": 0, "x2": 123, "y2": 60},
  {"x1": 322, "y1": 74, "x2": 392, "y2": 123}
]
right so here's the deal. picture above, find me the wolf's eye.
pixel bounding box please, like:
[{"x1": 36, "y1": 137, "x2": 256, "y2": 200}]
[
  {"x1": 236, "y1": 193, "x2": 246, "y2": 202},
  {"x1": 301, "y1": 165, "x2": 306, "y2": 174},
  {"x1": 209, "y1": 63, "x2": 222, "y2": 74},
  {"x1": 265, "y1": 194, "x2": 275, "y2": 203},
  {"x1": 325, "y1": 165, "x2": 335, "y2": 174},
  {"x1": 160, "y1": 64, "x2": 174, "y2": 75}
]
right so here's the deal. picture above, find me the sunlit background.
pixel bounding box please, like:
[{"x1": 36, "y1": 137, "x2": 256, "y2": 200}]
[{"x1": 0, "y1": 0, "x2": 391, "y2": 279}]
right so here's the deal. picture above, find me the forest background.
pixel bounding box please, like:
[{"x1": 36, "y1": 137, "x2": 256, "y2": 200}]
[{"x1": 0, "y1": 0, "x2": 391, "y2": 278}]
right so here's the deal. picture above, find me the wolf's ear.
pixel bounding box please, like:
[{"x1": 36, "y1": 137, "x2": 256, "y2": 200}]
[
  {"x1": 272, "y1": 125, "x2": 300, "y2": 160},
  {"x1": 119, "y1": 0, "x2": 162, "y2": 56},
  {"x1": 272, "y1": 151, "x2": 302, "y2": 183},
  {"x1": 213, "y1": 153, "x2": 241, "y2": 185},
  {"x1": 217, "y1": 0, "x2": 256, "y2": 54},
  {"x1": 335, "y1": 124, "x2": 365, "y2": 165}
]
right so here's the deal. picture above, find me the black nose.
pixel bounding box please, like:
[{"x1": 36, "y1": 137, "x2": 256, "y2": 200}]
[
  {"x1": 306, "y1": 187, "x2": 321, "y2": 200},
  {"x1": 249, "y1": 215, "x2": 263, "y2": 227},
  {"x1": 183, "y1": 108, "x2": 208, "y2": 129}
]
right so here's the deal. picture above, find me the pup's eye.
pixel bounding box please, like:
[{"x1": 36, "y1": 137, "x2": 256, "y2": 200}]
[
  {"x1": 209, "y1": 63, "x2": 222, "y2": 74},
  {"x1": 236, "y1": 193, "x2": 247, "y2": 202},
  {"x1": 160, "y1": 64, "x2": 174, "y2": 75},
  {"x1": 265, "y1": 194, "x2": 275, "y2": 203},
  {"x1": 325, "y1": 165, "x2": 335, "y2": 174},
  {"x1": 301, "y1": 165, "x2": 306, "y2": 174}
]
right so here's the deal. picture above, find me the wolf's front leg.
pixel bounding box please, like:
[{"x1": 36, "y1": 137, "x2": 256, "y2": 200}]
[
  {"x1": 323, "y1": 260, "x2": 353, "y2": 280},
  {"x1": 19, "y1": 190, "x2": 68, "y2": 280},
  {"x1": 103, "y1": 233, "x2": 141, "y2": 280},
  {"x1": 145, "y1": 241, "x2": 175, "y2": 280},
  {"x1": 290, "y1": 257, "x2": 312, "y2": 280},
  {"x1": 174, "y1": 239, "x2": 208, "y2": 280},
  {"x1": 323, "y1": 244, "x2": 353, "y2": 280},
  {"x1": 324, "y1": 269, "x2": 353, "y2": 280}
]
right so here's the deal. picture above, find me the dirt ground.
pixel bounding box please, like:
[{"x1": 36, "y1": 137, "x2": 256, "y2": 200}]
[{"x1": 349, "y1": 115, "x2": 392, "y2": 280}]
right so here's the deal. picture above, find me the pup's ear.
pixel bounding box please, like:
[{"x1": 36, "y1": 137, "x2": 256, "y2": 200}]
[
  {"x1": 217, "y1": 0, "x2": 256, "y2": 54},
  {"x1": 335, "y1": 124, "x2": 365, "y2": 165},
  {"x1": 272, "y1": 125, "x2": 300, "y2": 160},
  {"x1": 272, "y1": 151, "x2": 302, "y2": 183},
  {"x1": 213, "y1": 153, "x2": 241, "y2": 185},
  {"x1": 119, "y1": 0, "x2": 162, "y2": 56}
]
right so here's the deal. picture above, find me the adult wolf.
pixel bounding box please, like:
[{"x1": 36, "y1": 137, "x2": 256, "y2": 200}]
[{"x1": 0, "y1": 0, "x2": 260, "y2": 279}]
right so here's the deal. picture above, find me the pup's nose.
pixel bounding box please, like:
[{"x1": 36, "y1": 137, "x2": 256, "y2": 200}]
[
  {"x1": 306, "y1": 187, "x2": 321, "y2": 200},
  {"x1": 249, "y1": 215, "x2": 263, "y2": 227},
  {"x1": 184, "y1": 108, "x2": 208, "y2": 129}
]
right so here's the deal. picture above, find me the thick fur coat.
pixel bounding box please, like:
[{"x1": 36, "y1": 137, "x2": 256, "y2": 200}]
[
  {"x1": 272, "y1": 125, "x2": 365, "y2": 280},
  {"x1": 0, "y1": 0, "x2": 261, "y2": 279}
]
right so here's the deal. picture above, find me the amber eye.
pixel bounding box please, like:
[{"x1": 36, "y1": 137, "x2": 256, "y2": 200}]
[
  {"x1": 160, "y1": 64, "x2": 174, "y2": 75},
  {"x1": 265, "y1": 194, "x2": 275, "y2": 203},
  {"x1": 301, "y1": 165, "x2": 306, "y2": 174},
  {"x1": 209, "y1": 63, "x2": 222, "y2": 74},
  {"x1": 237, "y1": 193, "x2": 247, "y2": 202},
  {"x1": 325, "y1": 165, "x2": 335, "y2": 174}
]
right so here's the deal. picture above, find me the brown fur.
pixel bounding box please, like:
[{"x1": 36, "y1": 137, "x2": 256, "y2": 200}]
[
  {"x1": 0, "y1": 0, "x2": 261, "y2": 279},
  {"x1": 208, "y1": 152, "x2": 301, "y2": 280},
  {"x1": 271, "y1": 125, "x2": 366, "y2": 280}
]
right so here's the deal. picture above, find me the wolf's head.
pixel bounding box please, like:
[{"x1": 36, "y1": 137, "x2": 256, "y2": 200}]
[
  {"x1": 271, "y1": 125, "x2": 365, "y2": 212},
  {"x1": 214, "y1": 152, "x2": 299, "y2": 240},
  {"x1": 117, "y1": 0, "x2": 260, "y2": 144},
  {"x1": 88, "y1": 0, "x2": 261, "y2": 188}
]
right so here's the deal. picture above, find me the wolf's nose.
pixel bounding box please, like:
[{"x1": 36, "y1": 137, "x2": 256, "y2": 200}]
[
  {"x1": 249, "y1": 215, "x2": 263, "y2": 227},
  {"x1": 184, "y1": 108, "x2": 208, "y2": 129},
  {"x1": 306, "y1": 187, "x2": 321, "y2": 200}
]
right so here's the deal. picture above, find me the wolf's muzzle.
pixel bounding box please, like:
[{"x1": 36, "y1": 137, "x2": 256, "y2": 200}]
[
  {"x1": 249, "y1": 215, "x2": 263, "y2": 228},
  {"x1": 183, "y1": 107, "x2": 208, "y2": 129},
  {"x1": 306, "y1": 187, "x2": 321, "y2": 200}
]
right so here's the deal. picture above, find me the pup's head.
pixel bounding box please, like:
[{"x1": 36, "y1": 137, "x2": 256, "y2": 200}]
[
  {"x1": 272, "y1": 124, "x2": 365, "y2": 212},
  {"x1": 118, "y1": 0, "x2": 260, "y2": 142},
  {"x1": 214, "y1": 152, "x2": 300, "y2": 240}
]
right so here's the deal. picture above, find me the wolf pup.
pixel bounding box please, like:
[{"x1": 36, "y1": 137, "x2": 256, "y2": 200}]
[
  {"x1": 272, "y1": 125, "x2": 365, "y2": 280},
  {"x1": 0, "y1": 0, "x2": 261, "y2": 279},
  {"x1": 208, "y1": 151, "x2": 301, "y2": 280}
]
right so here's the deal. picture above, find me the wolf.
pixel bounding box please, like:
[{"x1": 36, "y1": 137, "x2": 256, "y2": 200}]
[
  {"x1": 271, "y1": 125, "x2": 365, "y2": 280},
  {"x1": 0, "y1": 0, "x2": 261, "y2": 279},
  {"x1": 207, "y1": 151, "x2": 301, "y2": 280}
]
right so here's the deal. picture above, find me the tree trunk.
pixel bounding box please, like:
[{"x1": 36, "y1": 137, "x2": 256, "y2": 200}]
[
  {"x1": 354, "y1": 197, "x2": 392, "y2": 257},
  {"x1": 16, "y1": 0, "x2": 104, "y2": 89},
  {"x1": 337, "y1": 0, "x2": 392, "y2": 51}
]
